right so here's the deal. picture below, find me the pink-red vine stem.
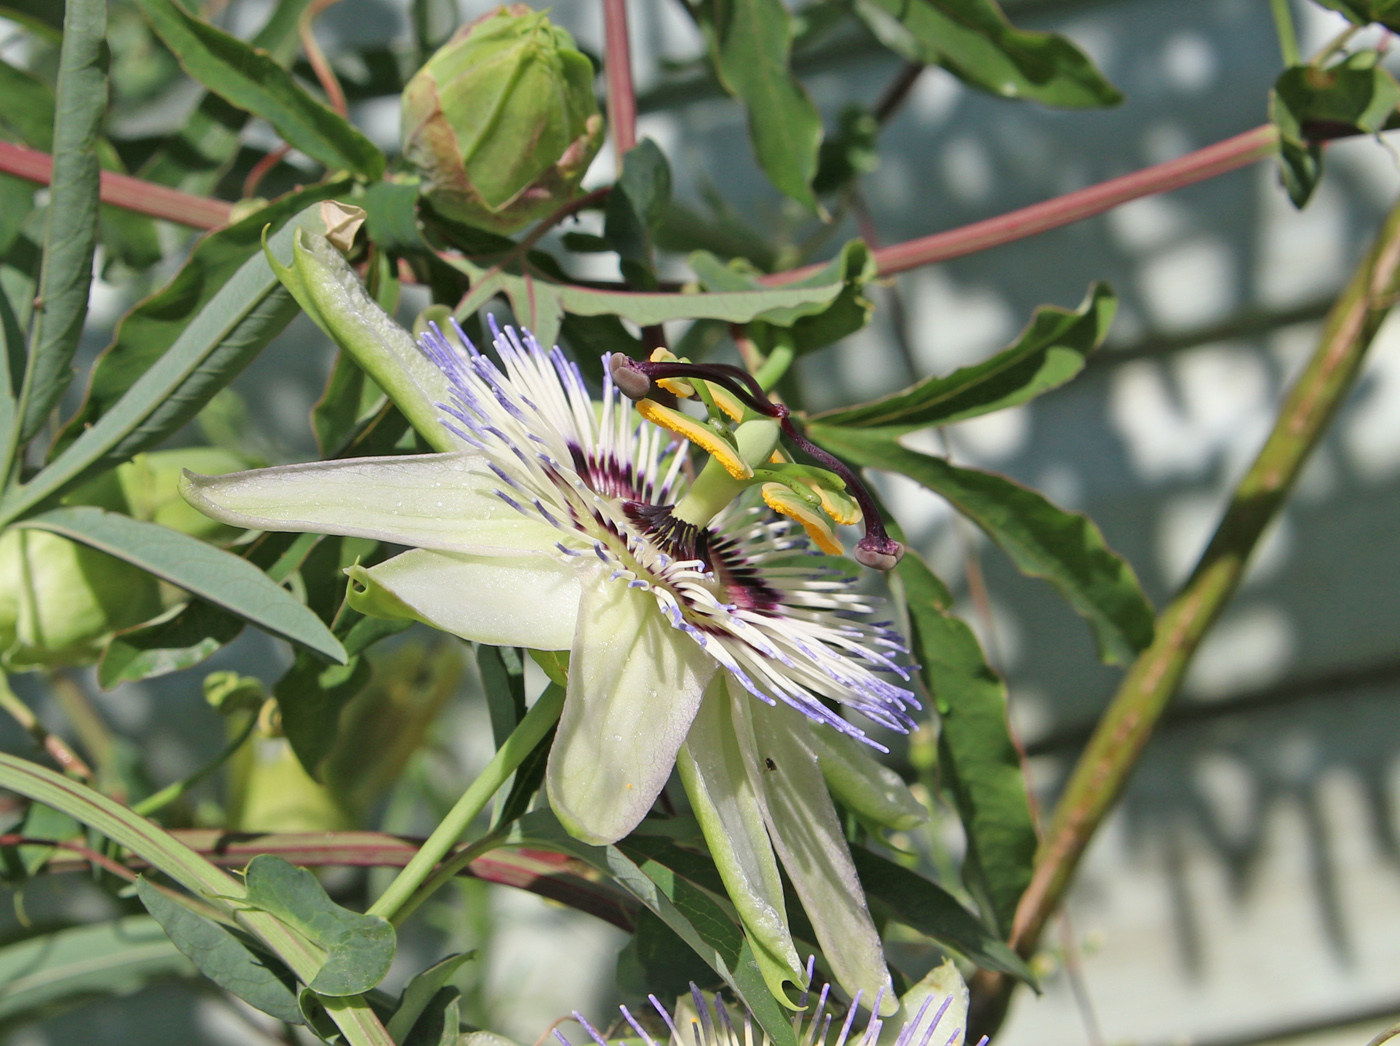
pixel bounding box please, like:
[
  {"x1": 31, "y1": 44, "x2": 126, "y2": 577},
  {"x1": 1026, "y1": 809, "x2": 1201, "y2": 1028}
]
[
  {"x1": 769, "y1": 123, "x2": 1283, "y2": 282},
  {"x1": 0, "y1": 125, "x2": 1282, "y2": 274},
  {"x1": 603, "y1": 0, "x2": 638, "y2": 165},
  {"x1": 0, "y1": 140, "x2": 234, "y2": 229}
]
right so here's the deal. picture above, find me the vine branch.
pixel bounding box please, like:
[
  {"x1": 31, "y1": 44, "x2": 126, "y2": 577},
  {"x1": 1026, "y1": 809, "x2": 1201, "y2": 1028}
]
[
  {"x1": 603, "y1": 0, "x2": 638, "y2": 165},
  {"x1": 968, "y1": 191, "x2": 1400, "y2": 1038}
]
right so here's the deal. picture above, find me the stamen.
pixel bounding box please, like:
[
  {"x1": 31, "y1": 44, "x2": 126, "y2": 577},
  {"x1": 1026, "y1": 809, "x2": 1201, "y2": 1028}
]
[
  {"x1": 779, "y1": 419, "x2": 904, "y2": 571},
  {"x1": 762, "y1": 484, "x2": 843, "y2": 556},
  {"x1": 637, "y1": 399, "x2": 752, "y2": 480}
]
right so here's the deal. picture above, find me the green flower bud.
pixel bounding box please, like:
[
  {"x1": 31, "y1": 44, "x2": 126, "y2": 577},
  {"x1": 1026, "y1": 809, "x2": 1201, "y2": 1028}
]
[
  {"x1": 401, "y1": 4, "x2": 604, "y2": 233},
  {"x1": 0, "y1": 448, "x2": 249, "y2": 670}
]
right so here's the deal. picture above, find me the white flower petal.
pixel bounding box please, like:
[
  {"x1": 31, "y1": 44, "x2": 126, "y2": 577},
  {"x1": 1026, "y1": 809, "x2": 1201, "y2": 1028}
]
[
  {"x1": 734, "y1": 691, "x2": 896, "y2": 1016},
  {"x1": 349, "y1": 548, "x2": 581, "y2": 650},
  {"x1": 880, "y1": 960, "x2": 969, "y2": 1046},
  {"x1": 677, "y1": 677, "x2": 803, "y2": 1003},
  {"x1": 547, "y1": 576, "x2": 716, "y2": 845},
  {"x1": 181, "y1": 454, "x2": 557, "y2": 554}
]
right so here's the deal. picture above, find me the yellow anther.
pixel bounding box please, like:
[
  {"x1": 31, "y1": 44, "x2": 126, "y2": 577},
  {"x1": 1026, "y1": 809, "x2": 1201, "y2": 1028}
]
[
  {"x1": 769, "y1": 449, "x2": 789, "y2": 464},
  {"x1": 649, "y1": 347, "x2": 694, "y2": 398},
  {"x1": 707, "y1": 382, "x2": 746, "y2": 422},
  {"x1": 804, "y1": 481, "x2": 862, "y2": 526},
  {"x1": 762, "y1": 483, "x2": 844, "y2": 556},
  {"x1": 638, "y1": 399, "x2": 753, "y2": 479}
]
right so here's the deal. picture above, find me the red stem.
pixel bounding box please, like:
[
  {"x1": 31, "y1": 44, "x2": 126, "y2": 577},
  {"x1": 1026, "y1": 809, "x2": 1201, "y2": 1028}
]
[
  {"x1": 765, "y1": 123, "x2": 1282, "y2": 283},
  {"x1": 21, "y1": 828, "x2": 637, "y2": 931},
  {"x1": 603, "y1": 0, "x2": 638, "y2": 165},
  {"x1": 0, "y1": 140, "x2": 234, "y2": 229},
  {"x1": 0, "y1": 125, "x2": 1283, "y2": 270}
]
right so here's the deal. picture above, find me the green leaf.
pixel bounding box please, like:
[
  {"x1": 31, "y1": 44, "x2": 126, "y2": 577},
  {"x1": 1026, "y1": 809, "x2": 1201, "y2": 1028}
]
[
  {"x1": 132, "y1": 0, "x2": 385, "y2": 178},
  {"x1": 243, "y1": 855, "x2": 396, "y2": 997},
  {"x1": 848, "y1": 846, "x2": 1035, "y2": 982},
  {"x1": 1270, "y1": 54, "x2": 1400, "y2": 208},
  {"x1": 0, "y1": 1, "x2": 64, "y2": 40},
  {"x1": 0, "y1": 57, "x2": 56, "y2": 149},
  {"x1": 16, "y1": 0, "x2": 106, "y2": 443},
  {"x1": 604, "y1": 139, "x2": 672, "y2": 289},
  {"x1": 137, "y1": 879, "x2": 302, "y2": 1024},
  {"x1": 14, "y1": 507, "x2": 347, "y2": 664},
  {"x1": 99, "y1": 600, "x2": 245, "y2": 687},
  {"x1": 807, "y1": 425, "x2": 1154, "y2": 665},
  {"x1": 5, "y1": 192, "x2": 342, "y2": 525},
  {"x1": 386, "y1": 953, "x2": 475, "y2": 1044},
  {"x1": 97, "y1": 532, "x2": 321, "y2": 687},
  {"x1": 893, "y1": 550, "x2": 1035, "y2": 938},
  {"x1": 0, "y1": 917, "x2": 195, "y2": 1028},
  {"x1": 454, "y1": 254, "x2": 854, "y2": 348},
  {"x1": 809, "y1": 283, "x2": 1114, "y2": 429},
  {"x1": 1313, "y1": 0, "x2": 1400, "y2": 29},
  {"x1": 699, "y1": 0, "x2": 823, "y2": 208},
  {"x1": 513, "y1": 810, "x2": 797, "y2": 1046},
  {"x1": 854, "y1": 0, "x2": 1121, "y2": 108},
  {"x1": 364, "y1": 179, "x2": 427, "y2": 256},
  {"x1": 137, "y1": 0, "x2": 312, "y2": 196},
  {"x1": 0, "y1": 755, "x2": 394, "y2": 1046}
]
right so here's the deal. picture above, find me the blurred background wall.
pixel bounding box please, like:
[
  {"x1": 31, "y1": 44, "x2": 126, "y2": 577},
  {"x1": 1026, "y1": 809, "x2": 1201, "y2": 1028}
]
[{"x1": 5, "y1": 0, "x2": 1400, "y2": 1044}]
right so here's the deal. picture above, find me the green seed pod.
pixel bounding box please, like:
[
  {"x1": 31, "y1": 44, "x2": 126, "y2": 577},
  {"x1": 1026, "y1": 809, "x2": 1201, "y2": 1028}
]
[{"x1": 401, "y1": 4, "x2": 604, "y2": 233}]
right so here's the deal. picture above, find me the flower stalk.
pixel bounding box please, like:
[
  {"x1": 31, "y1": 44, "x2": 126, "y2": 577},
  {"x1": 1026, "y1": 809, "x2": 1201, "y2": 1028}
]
[{"x1": 366, "y1": 681, "x2": 565, "y2": 924}]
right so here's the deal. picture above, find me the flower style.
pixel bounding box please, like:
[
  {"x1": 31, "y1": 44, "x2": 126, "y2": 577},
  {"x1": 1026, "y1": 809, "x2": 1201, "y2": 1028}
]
[{"x1": 181, "y1": 231, "x2": 928, "y2": 1012}]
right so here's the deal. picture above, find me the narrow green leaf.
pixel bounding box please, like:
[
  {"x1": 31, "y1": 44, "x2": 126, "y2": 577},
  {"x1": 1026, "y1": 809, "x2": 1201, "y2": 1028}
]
[
  {"x1": 17, "y1": 0, "x2": 106, "y2": 442},
  {"x1": 243, "y1": 855, "x2": 396, "y2": 997},
  {"x1": 0, "y1": 917, "x2": 195, "y2": 1028},
  {"x1": 97, "y1": 532, "x2": 321, "y2": 687},
  {"x1": 0, "y1": 57, "x2": 56, "y2": 149},
  {"x1": 854, "y1": 0, "x2": 1122, "y2": 108},
  {"x1": 604, "y1": 139, "x2": 672, "y2": 289},
  {"x1": 848, "y1": 847, "x2": 1035, "y2": 982},
  {"x1": 98, "y1": 602, "x2": 244, "y2": 687},
  {"x1": 513, "y1": 810, "x2": 797, "y2": 1046},
  {"x1": 133, "y1": 0, "x2": 385, "y2": 178},
  {"x1": 453, "y1": 258, "x2": 849, "y2": 333},
  {"x1": 689, "y1": 240, "x2": 876, "y2": 353},
  {"x1": 137, "y1": 879, "x2": 303, "y2": 1024},
  {"x1": 6, "y1": 193, "x2": 342, "y2": 524},
  {"x1": 14, "y1": 507, "x2": 347, "y2": 664},
  {"x1": 0, "y1": 1, "x2": 64, "y2": 40},
  {"x1": 138, "y1": 0, "x2": 312, "y2": 196},
  {"x1": 0, "y1": 755, "x2": 394, "y2": 1046},
  {"x1": 808, "y1": 425, "x2": 1154, "y2": 664},
  {"x1": 478, "y1": 645, "x2": 526, "y2": 750},
  {"x1": 700, "y1": 0, "x2": 823, "y2": 207},
  {"x1": 893, "y1": 550, "x2": 1035, "y2": 938},
  {"x1": 809, "y1": 283, "x2": 1114, "y2": 429},
  {"x1": 386, "y1": 953, "x2": 475, "y2": 1043}
]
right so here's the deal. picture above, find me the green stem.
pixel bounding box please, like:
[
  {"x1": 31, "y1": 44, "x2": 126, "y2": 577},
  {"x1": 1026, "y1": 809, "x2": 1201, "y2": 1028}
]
[
  {"x1": 386, "y1": 831, "x2": 504, "y2": 926},
  {"x1": 1270, "y1": 0, "x2": 1301, "y2": 67},
  {"x1": 754, "y1": 334, "x2": 795, "y2": 391},
  {"x1": 366, "y1": 683, "x2": 565, "y2": 922},
  {"x1": 969, "y1": 193, "x2": 1400, "y2": 1039},
  {"x1": 0, "y1": 674, "x2": 94, "y2": 781},
  {"x1": 132, "y1": 713, "x2": 258, "y2": 817}
]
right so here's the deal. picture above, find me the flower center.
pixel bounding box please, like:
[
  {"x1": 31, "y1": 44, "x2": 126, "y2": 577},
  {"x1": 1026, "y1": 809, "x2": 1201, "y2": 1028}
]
[{"x1": 609, "y1": 351, "x2": 905, "y2": 570}]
